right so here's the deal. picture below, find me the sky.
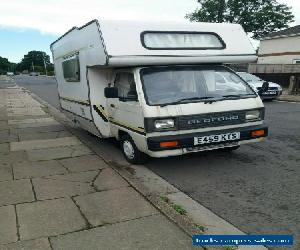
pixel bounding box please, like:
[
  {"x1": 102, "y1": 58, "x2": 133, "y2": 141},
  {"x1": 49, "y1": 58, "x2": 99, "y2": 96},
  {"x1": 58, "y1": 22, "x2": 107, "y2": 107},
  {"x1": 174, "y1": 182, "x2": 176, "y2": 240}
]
[{"x1": 0, "y1": 0, "x2": 299, "y2": 63}]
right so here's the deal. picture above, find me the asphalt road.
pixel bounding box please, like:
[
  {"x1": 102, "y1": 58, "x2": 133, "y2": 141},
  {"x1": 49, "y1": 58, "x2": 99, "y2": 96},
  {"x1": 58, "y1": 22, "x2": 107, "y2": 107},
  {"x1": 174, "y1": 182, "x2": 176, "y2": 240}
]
[
  {"x1": 13, "y1": 75, "x2": 60, "y2": 109},
  {"x1": 13, "y1": 75, "x2": 300, "y2": 247}
]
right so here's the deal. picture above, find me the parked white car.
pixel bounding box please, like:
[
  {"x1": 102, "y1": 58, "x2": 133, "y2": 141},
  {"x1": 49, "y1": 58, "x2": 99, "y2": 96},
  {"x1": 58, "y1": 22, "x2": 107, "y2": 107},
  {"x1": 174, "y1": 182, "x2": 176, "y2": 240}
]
[
  {"x1": 237, "y1": 72, "x2": 282, "y2": 100},
  {"x1": 29, "y1": 72, "x2": 39, "y2": 76},
  {"x1": 6, "y1": 72, "x2": 14, "y2": 76}
]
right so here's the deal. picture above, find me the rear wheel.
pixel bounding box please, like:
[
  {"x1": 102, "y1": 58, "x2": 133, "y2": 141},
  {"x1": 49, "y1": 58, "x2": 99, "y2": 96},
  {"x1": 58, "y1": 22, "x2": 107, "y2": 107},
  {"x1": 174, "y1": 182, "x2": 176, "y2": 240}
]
[{"x1": 120, "y1": 135, "x2": 147, "y2": 164}]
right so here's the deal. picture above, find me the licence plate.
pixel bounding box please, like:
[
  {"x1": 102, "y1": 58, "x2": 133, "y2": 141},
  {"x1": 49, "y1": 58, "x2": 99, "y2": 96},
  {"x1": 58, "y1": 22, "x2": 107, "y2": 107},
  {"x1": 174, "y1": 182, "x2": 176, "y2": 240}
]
[
  {"x1": 194, "y1": 132, "x2": 240, "y2": 145},
  {"x1": 264, "y1": 91, "x2": 276, "y2": 95}
]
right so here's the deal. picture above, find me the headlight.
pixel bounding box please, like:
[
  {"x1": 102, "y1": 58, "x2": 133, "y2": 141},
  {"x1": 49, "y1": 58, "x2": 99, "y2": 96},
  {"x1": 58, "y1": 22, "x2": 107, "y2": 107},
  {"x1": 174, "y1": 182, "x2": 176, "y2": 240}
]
[
  {"x1": 246, "y1": 110, "x2": 260, "y2": 120},
  {"x1": 154, "y1": 119, "x2": 175, "y2": 130},
  {"x1": 278, "y1": 85, "x2": 282, "y2": 91}
]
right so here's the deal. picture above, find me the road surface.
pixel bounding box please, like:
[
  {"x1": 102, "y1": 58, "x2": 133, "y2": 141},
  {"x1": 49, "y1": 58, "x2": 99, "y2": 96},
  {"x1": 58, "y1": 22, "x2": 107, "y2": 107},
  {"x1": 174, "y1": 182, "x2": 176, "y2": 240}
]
[{"x1": 12, "y1": 75, "x2": 300, "y2": 245}]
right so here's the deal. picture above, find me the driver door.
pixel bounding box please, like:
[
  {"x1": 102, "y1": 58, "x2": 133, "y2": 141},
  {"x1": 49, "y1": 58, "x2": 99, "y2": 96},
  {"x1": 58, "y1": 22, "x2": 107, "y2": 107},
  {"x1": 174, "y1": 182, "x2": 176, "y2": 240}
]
[{"x1": 107, "y1": 71, "x2": 144, "y2": 136}]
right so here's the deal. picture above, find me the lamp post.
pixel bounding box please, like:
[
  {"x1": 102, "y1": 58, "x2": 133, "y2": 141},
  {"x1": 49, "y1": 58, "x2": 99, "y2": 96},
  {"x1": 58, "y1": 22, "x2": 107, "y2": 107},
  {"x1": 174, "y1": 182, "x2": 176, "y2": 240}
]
[{"x1": 42, "y1": 56, "x2": 48, "y2": 76}]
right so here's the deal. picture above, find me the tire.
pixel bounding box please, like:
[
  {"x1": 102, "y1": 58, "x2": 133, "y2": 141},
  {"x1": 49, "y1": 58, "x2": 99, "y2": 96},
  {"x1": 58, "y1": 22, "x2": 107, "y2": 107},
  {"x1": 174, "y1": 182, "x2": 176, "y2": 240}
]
[{"x1": 120, "y1": 135, "x2": 147, "y2": 164}]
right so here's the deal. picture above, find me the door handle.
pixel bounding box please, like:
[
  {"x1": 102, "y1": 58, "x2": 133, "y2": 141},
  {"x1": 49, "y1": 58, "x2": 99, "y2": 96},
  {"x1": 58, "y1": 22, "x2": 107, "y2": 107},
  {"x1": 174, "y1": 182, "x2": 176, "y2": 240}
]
[{"x1": 110, "y1": 104, "x2": 116, "y2": 108}]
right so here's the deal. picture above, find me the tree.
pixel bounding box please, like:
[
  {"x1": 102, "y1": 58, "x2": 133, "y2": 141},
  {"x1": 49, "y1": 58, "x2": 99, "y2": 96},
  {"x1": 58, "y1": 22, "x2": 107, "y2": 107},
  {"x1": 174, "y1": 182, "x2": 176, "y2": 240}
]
[
  {"x1": 18, "y1": 51, "x2": 51, "y2": 72},
  {"x1": 186, "y1": 0, "x2": 294, "y2": 39},
  {"x1": 0, "y1": 56, "x2": 15, "y2": 74}
]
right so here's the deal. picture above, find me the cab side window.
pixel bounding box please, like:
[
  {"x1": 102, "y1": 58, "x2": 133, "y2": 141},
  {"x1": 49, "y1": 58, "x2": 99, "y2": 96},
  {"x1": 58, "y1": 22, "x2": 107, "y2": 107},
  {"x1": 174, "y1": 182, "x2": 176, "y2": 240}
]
[
  {"x1": 62, "y1": 55, "x2": 80, "y2": 82},
  {"x1": 114, "y1": 72, "x2": 138, "y2": 101}
]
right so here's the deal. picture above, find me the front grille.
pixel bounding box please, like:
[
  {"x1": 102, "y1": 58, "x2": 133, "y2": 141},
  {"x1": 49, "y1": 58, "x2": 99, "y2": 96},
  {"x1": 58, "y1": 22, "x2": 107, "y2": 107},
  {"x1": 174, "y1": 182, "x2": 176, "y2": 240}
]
[
  {"x1": 268, "y1": 87, "x2": 278, "y2": 90},
  {"x1": 178, "y1": 110, "x2": 247, "y2": 130},
  {"x1": 257, "y1": 87, "x2": 278, "y2": 90}
]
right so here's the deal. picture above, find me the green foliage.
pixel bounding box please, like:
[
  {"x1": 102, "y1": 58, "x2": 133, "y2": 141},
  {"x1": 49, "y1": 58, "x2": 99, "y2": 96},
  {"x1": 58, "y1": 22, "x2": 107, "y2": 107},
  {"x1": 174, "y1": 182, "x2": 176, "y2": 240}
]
[
  {"x1": 171, "y1": 204, "x2": 187, "y2": 215},
  {"x1": 160, "y1": 196, "x2": 187, "y2": 215},
  {"x1": 16, "y1": 50, "x2": 54, "y2": 74},
  {"x1": 194, "y1": 223, "x2": 205, "y2": 232},
  {"x1": 0, "y1": 56, "x2": 15, "y2": 74},
  {"x1": 160, "y1": 196, "x2": 170, "y2": 203},
  {"x1": 16, "y1": 51, "x2": 48, "y2": 71},
  {"x1": 186, "y1": 0, "x2": 294, "y2": 39}
]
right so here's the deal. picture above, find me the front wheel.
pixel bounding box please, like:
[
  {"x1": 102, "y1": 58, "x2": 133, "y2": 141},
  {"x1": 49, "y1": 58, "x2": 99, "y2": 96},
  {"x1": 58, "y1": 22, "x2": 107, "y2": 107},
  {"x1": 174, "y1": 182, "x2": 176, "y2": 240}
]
[{"x1": 120, "y1": 135, "x2": 147, "y2": 164}]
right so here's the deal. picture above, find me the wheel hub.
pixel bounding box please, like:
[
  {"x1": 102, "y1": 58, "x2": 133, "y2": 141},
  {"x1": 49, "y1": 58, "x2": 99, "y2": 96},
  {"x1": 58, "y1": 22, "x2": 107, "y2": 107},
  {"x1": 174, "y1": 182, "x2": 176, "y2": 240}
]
[{"x1": 123, "y1": 140, "x2": 135, "y2": 159}]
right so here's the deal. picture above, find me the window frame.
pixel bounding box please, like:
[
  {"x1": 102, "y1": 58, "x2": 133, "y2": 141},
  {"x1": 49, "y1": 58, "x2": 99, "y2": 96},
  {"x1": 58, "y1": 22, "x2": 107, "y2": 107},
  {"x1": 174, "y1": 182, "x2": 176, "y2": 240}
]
[
  {"x1": 113, "y1": 71, "x2": 138, "y2": 102},
  {"x1": 140, "y1": 31, "x2": 226, "y2": 50},
  {"x1": 293, "y1": 59, "x2": 300, "y2": 64},
  {"x1": 62, "y1": 54, "x2": 81, "y2": 82}
]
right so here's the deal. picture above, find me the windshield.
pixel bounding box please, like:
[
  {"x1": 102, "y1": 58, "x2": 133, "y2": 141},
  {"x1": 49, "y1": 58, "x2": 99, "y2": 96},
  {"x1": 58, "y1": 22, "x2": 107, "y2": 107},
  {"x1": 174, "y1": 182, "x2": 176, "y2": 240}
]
[
  {"x1": 238, "y1": 72, "x2": 261, "y2": 82},
  {"x1": 140, "y1": 66, "x2": 256, "y2": 106}
]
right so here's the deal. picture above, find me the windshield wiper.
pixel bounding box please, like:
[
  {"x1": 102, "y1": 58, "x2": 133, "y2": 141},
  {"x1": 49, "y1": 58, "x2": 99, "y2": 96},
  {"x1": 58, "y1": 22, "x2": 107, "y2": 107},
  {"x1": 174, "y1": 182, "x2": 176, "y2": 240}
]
[
  {"x1": 222, "y1": 94, "x2": 256, "y2": 99},
  {"x1": 178, "y1": 96, "x2": 225, "y2": 104},
  {"x1": 160, "y1": 96, "x2": 223, "y2": 107}
]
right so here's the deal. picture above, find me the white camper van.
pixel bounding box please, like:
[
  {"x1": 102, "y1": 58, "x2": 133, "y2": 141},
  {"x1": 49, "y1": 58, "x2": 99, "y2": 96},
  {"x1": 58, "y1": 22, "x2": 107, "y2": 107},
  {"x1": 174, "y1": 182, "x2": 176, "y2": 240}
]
[{"x1": 51, "y1": 20, "x2": 268, "y2": 164}]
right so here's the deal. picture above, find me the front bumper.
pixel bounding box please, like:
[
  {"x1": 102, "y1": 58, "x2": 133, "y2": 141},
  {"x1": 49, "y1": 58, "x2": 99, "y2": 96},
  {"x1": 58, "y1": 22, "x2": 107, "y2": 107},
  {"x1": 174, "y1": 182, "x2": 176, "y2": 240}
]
[{"x1": 147, "y1": 125, "x2": 268, "y2": 152}]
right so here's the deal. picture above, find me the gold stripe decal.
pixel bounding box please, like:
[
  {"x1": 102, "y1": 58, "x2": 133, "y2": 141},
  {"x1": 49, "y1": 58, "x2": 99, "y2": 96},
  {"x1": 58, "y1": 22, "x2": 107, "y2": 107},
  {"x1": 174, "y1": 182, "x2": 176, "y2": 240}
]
[
  {"x1": 60, "y1": 96, "x2": 90, "y2": 106},
  {"x1": 93, "y1": 105, "x2": 108, "y2": 122},
  {"x1": 109, "y1": 118, "x2": 146, "y2": 135},
  {"x1": 93, "y1": 104, "x2": 145, "y2": 134}
]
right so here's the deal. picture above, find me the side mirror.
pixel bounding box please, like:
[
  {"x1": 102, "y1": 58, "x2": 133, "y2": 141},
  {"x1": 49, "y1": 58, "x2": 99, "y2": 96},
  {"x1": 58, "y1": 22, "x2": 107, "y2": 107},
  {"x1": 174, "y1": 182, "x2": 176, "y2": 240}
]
[
  {"x1": 259, "y1": 82, "x2": 269, "y2": 94},
  {"x1": 104, "y1": 87, "x2": 118, "y2": 98}
]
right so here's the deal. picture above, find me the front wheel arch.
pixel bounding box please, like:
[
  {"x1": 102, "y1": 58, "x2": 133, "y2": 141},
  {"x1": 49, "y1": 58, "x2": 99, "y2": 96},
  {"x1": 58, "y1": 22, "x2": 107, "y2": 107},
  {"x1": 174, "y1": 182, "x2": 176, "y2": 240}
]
[{"x1": 120, "y1": 134, "x2": 148, "y2": 164}]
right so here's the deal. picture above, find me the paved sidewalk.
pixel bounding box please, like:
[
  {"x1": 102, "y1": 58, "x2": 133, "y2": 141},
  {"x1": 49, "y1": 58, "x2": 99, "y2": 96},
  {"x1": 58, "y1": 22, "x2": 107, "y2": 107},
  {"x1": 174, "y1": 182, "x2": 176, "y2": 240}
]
[
  {"x1": 0, "y1": 76, "x2": 193, "y2": 250},
  {"x1": 278, "y1": 92, "x2": 300, "y2": 102}
]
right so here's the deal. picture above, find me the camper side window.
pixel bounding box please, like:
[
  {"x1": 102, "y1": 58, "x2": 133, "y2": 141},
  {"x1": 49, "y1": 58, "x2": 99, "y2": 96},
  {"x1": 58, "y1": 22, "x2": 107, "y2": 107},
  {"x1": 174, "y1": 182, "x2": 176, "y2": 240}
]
[
  {"x1": 114, "y1": 73, "x2": 138, "y2": 101},
  {"x1": 62, "y1": 55, "x2": 80, "y2": 82}
]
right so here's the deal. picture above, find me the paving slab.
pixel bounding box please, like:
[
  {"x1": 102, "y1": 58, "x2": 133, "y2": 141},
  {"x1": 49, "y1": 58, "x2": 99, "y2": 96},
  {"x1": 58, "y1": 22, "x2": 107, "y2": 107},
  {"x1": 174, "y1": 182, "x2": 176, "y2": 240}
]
[
  {"x1": 0, "y1": 130, "x2": 9, "y2": 143},
  {"x1": 17, "y1": 198, "x2": 87, "y2": 240},
  {"x1": 58, "y1": 155, "x2": 108, "y2": 173},
  {"x1": 0, "y1": 130, "x2": 18, "y2": 143},
  {"x1": 0, "y1": 167, "x2": 13, "y2": 182},
  {"x1": 19, "y1": 131, "x2": 72, "y2": 141},
  {"x1": 0, "y1": 151, "x2": 28, "y2": 164},
  {"x1": 0, "y1": 205, "x2": 17, "y2": 245},
  {"x1": 94, "y1": 168, "x2": 129, "y2": 191},
  {"x1": 11, "y1": 121, "x2": 60, "y2": 129},
  {"x1": 13, "y1": 160, "x2": 67, "y2": 179},
  {"x1": 44, "y1": 170, "x2": 99, "y2": 183},
  {"x1": 50, "y1": 214, "x2": 192, "y2": 250},
  {"x1": 10, "y1": 137, "x2": 82, "y2": 151},
  {"x1": 5, "y1": 115, "x2": 50, "y2": 121},
  {"x1": 7, "y1": 108, "x2": 46, "y2": 117},
  {"x1": 32, "y1": 178, "x2": 94, "y2": 200},
  {"x1": 74, "y1": 187, "x2": 158, "y2": 227},
  {"x1": 0, "y1": 143, "x2": 9, "y2": 153},
  {"x1": 0, "y1": 179, "x2": 35, "y2": 206},
  {"x1": 10, "y1": 124, "x2": 66, "y2": 136},
  {"x1": 0, "y1": 238, "x2": 51, "y2": 250},
  {"x1": 8, "y1": 117, "x2": 56, "y2": 125},
  {"x1": 27, "y1": 145, "x2": 93, "y2": 161},
  {"x1": 0, "y1": 121, "x2": 8, "y2": 130},
  {"x1": 0, "y1": 115, "x2": 8, "y2": 122}
]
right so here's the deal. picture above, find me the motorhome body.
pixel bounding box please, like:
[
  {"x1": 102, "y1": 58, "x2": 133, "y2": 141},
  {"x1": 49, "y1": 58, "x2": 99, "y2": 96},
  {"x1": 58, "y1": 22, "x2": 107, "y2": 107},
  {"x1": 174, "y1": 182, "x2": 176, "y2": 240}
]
[{"x1": 51, "y1": 20, "x2": 268, "y2": 163}]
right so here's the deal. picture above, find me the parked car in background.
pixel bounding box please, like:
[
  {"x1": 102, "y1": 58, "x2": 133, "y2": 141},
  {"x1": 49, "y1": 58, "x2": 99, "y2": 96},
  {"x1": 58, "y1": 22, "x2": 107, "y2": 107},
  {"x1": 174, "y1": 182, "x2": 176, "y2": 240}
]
[
  {"x1": 29, "y1": 72, "x2": 39, "y2": 76},
  {"x1": 6, "y1": 72, "x2": 14, "y2": 76},
  {"x1": 237, "y1": 72, "x2": 282, "y2": 100}
]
